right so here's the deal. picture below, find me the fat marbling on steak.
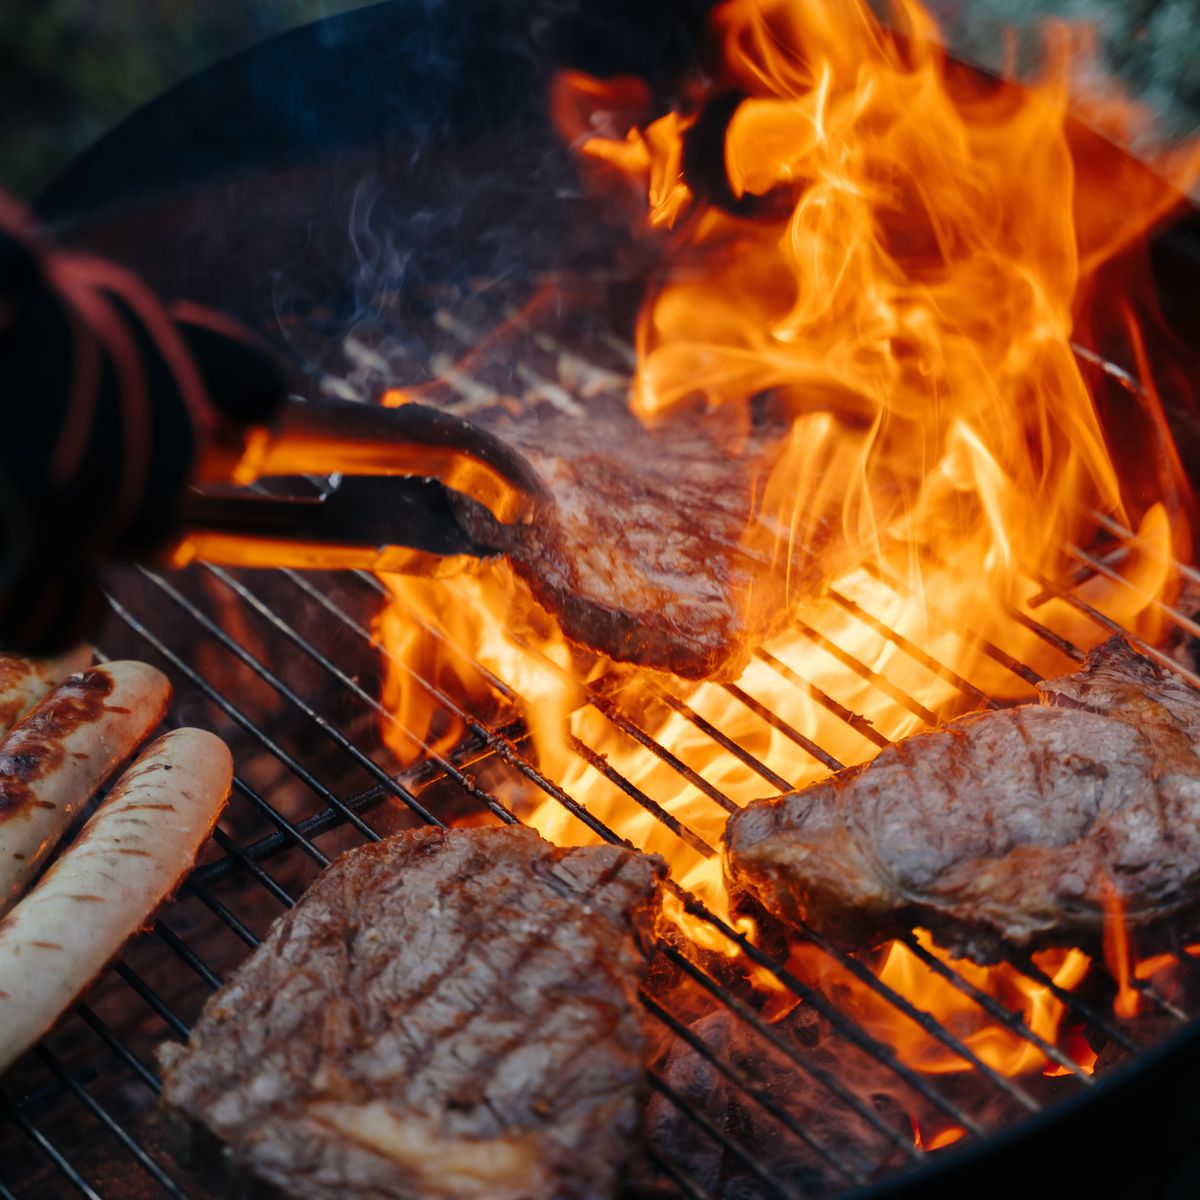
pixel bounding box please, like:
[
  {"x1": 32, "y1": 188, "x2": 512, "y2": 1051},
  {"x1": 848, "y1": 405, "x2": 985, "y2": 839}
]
[
  {"x1": 159, "y1": 825, "x2": 665, "y2": 1200},
  {"x1": 724, "y1": 638, "x2": 1200, "y2": 961}
]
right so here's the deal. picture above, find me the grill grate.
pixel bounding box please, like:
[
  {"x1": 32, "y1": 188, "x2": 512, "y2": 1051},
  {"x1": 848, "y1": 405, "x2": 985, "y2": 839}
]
[{"x1": 1, "y1": 338, "x2": 1198, "y2": 1197}]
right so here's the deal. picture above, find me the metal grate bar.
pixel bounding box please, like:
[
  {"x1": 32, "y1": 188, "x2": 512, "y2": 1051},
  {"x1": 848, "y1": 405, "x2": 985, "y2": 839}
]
[
  {"x1": 791, "y1": 618, "x2": 939, "y2": 726},
  {"x1": 788, "y1": 918, "x2": 1041, "y2": 1113},
  {"x1": 894, "y1": 932, "x2": 1093, "y2": 1083},
  {"x1": 640, "y1": 990, "x2": 867, "y2": 1187},
  {"x1": 661, "y1": 946, "x2": 921, "y2": 1160},
  {"x1": 135, "y1": 569, "x2": 436, "y2": 834},
  {"x1": 577, "y1": 693, "x2": 740, "y2": 815},
  {"x1": 104, "y1": 594, "x2": 381, "y2": 849},
  {"x1": 275, "y1": 568, "x2": 1001, "y2": 1125},
  {"x1": 201, "y1": 827, "x2": 297, "y2": 909},
  {"x1": 664, "y1": 887, "x2": 984, "y2": 1134},
  {"x1": 862, "y1": 563, "x2": 1044, "y2": 689},
  {"x1": 189, "y1": 884, "x2": 261, "y2": 950},
  {"x1": 203, "y1": 567, "x2": 521, "y2": 829},
  {"x1": 1090, "y1": 510, "x2": 1200, "y2": 599},
  {"x1": 566, "y1": 734, "x2": 716, "y2": 859},
  {"x1": 225, "y1": 777, "x2": 329, "y2": 868},
  {"x1": 647, "y1": 1069, "x2": 797, "y2": 1200},
  {"x1": 0, "y1": 1177, "x2": 17, "y2": 1200},
  {"x1": 1131, "y1": 978, "x2": 1189, "y2": 1023},
  {"x1": 1031, "y1": 573, "x2": 1200, "y2": 689},
  {"x1": 191, "y1": 563, "x2": 993, "y2": 1127},
  {"x1": 648, "y1": 684, "x2": 795, "y2": 792},
  {"x1": 186, "y1": 734, "x2": 530, "y2": 892},
  {"x1": 645, "y1": 1146, "x2": 714, "y2": 1200},
  {"x1": 755, "y1": 648, "x2": 891, "y2": 750},
  {"x1": 112, "y1": 964, "x2": 190, "y2": 1042},
  {"x1": 723, "y1": 684, "x2": 845, "y2": 772},
  {"x1": 73, "y1": 1006, "x2": 161, "y2": 1095},
  {"x1": 0, "y1": 1086, "x2": 101, "y2": 1200},
  {"x1": 153, "y1": 922, "x2": 222, "y2": 991},
  {"x1": 1067, "y1": 538, "x2": 1200, "y2": 651},
  {"x1": 827, "y1": 589, "x2": 997, "y2": 710},
  {"x1": 914, "y1": 548, "x2": 1084, "y2": 669},
  {"x1": 1004, "y1": 605, "x2": 1085, "y2": 664},
  {"x1": 1008, "y1": 952, "x2": 1137, "y2": 1054},
  {"x1": 187, "y1": 773, "x2": 433, "y2": 891},
  {"x1": 32, "y1": 1047, "x2": 189, "y2": 1200},
  {"x1": 353, "y1": 571, "x2": 524, "y2": 703}
]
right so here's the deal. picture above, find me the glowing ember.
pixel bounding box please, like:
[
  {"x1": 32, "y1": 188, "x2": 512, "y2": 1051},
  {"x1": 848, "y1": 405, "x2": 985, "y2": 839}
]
[
  {"x1": 911, "y1": 1115, "x2": 966, "y2": 1152},
  {"x1": 373, "y1": 0, "x2": 1197, "y2": 1080}
]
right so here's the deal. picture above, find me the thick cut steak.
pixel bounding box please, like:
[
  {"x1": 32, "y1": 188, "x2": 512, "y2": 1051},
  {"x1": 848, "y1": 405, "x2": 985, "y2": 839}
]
[
  {"x1": 724, "y1": 638, "x2": 1200, "y2": 961},
  {"x1": 488, "y1": 399, "x2": 810, "y2": 681},
  {"x1": 159, "y1": 825, "x2": 665, "y2": 1200}
]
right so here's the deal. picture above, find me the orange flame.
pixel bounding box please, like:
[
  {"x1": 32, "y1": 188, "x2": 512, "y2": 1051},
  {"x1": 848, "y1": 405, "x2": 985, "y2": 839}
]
[
  {"x1": 373, "y1": 0, "x2": 1195, "y2": 1079},
  {"x1": 911, "y1": 1115, "x2": 966, "y2": 1152},
  {"x1": 1102, "y1": 883, "x2": 1141, "y2": 1020}
]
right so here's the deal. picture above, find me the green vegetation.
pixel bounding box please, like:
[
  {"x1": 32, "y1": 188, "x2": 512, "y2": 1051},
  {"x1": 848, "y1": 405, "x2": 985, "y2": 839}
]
[
  {"x1": 0, "y1": 1, "x2": 363, "y2": 197},
  {"x1": 927, "y1": 0, "x2": 1200, "y2": 138},
  {"x1": 1, "y1": 1, "x2": 1196, "y2": 199}
]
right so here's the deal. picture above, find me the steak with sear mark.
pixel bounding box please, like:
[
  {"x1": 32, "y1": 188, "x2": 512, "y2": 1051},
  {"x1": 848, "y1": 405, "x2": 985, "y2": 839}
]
[
  {"x1": 458, "y1": 395, "x2": 826, "y2": 681},
  {"x1": 159, "y1": 825, "x2": 665, "y2": 1200},
  {"x1": 724, "y1": 638, "x2": 1200, "y2": 961}
]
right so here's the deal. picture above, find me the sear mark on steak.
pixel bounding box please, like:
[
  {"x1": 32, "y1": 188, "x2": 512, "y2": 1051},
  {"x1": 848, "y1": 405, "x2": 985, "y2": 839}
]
[
  {"x1": 724, "y1": 638, "x2": 1200, "y2": 962},
  {"x1": 158, "y1": 825, "x2": 666, "y2": 1200},
  {"x1": 459, "y1": 394, "x2": 825, "y2": 682}
]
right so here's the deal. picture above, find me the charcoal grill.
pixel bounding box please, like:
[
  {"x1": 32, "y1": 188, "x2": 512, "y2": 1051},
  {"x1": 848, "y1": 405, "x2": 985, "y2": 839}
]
[{"x1": 8, "y1": 2, "x2": 1200, "y2": 1197}]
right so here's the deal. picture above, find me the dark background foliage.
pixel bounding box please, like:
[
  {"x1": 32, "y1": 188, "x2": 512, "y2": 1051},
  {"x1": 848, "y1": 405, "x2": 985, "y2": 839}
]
[
  {"x1": 0, "y1": 0, "x2": 362, "y2": 197},
  {"x1": 0, "y1": 0, "x2": 1197, "y2": 199}
]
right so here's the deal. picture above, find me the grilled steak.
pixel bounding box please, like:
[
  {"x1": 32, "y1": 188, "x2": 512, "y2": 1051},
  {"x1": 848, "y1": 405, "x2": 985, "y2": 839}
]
[
  {"x1": 724, "y1": 638, "x2": 1200, "y2": 961},
  {"x1": 325, "y1": 282, "x2": 824, "y2": 681},
  {"x1": 159, "y1": 825, "x2": 665, "y2": 1200},
  {"x1": 459, "y1": 394, "x2": 823, "y2": 681}
]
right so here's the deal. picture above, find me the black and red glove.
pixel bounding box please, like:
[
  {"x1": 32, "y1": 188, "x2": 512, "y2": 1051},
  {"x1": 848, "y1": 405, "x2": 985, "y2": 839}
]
[{"x1": 0, "y1": 197, "x2": 288, "y2": 653}]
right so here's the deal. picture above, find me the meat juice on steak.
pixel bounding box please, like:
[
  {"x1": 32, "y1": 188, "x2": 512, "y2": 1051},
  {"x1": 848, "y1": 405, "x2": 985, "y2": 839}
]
[
  {"x1": 724, "y1": 638, "x2": 1200, "y2": 961},
  {"x1": 159, "y1": 826, "x2": 665, "y2": 1200}
]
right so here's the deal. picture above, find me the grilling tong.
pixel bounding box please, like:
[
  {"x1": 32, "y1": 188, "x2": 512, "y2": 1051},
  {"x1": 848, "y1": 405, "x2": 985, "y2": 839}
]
[{"x1": 176, "y1": 396, "x2": 546, "y2": 576}]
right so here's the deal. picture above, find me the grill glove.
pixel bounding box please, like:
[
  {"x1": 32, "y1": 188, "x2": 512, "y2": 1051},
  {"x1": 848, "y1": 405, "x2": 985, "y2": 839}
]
[{"x1": 0, "y1": 198, "x2": 288, "y2": 655}]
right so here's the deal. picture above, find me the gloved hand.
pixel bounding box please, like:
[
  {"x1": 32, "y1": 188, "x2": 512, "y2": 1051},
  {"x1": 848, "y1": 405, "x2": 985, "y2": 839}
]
[{"x1": 0, "y1": 197, "x2": 289, "y2": 654}]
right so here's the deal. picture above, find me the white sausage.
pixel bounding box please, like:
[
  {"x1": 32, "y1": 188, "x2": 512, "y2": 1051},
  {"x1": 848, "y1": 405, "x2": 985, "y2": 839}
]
[
  {"x1": 0, "y1": 728, "x2": 232, "y2": 1074},
  {"x1": 0, "y1": 661, "x2": 172, "y2": 914},
  {"x1": 0, "y1": 646, "x2": 93, "y2": 735}
]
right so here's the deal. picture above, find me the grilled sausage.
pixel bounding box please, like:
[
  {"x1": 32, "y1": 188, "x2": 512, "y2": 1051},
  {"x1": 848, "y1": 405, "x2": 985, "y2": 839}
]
[
  {"x1": 0, "y1": 661, "x2": 171, "y2": 914},
  {"x1": 0, "y1": 646, "x2": 92, "y2": 735},
  {"x1": 0, "y1": 728, "x2": 232, "y2": 1074}
]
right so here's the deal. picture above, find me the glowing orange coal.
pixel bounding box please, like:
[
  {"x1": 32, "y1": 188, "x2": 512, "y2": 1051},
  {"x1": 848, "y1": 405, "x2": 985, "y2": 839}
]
[{"x1": 374, "y1": 0, "x2": 1196, "y2": 1081}]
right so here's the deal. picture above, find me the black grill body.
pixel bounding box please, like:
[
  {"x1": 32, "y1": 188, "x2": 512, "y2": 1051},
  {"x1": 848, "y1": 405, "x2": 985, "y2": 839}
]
[{"x1": 6, "y1": 3, "x2": 1199, "y2": 1198}]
